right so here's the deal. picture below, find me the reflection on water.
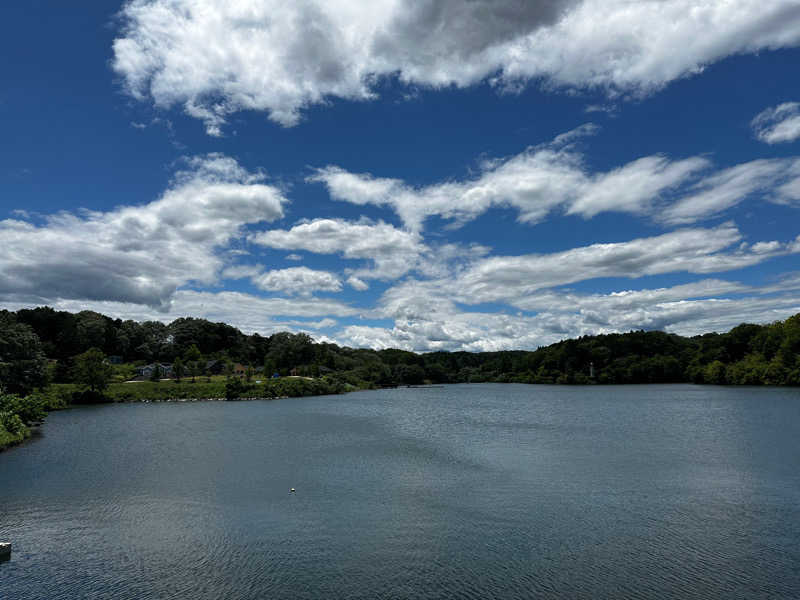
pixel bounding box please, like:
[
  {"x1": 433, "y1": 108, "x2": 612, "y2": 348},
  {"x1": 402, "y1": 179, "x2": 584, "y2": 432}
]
[{"x1": 1, "y1": 384, "x2": 799, "y2": 599}]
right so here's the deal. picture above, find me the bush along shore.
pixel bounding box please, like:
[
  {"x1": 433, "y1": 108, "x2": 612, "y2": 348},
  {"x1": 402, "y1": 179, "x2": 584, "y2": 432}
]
[
  {"x1": 0, "y1": 392, "x2": 47, "y2": 451},
  {"x1": 1, "y1": 377, "x2": 360, "y2": 451},
  {"x1": 52, "y1": 375, "x2": 355, "y2": 404}
]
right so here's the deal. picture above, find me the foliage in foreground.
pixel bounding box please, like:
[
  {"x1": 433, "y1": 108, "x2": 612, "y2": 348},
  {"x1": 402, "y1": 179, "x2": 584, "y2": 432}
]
[{"x1": 0, "y1": 392, "x2": 49, "y2": 451}]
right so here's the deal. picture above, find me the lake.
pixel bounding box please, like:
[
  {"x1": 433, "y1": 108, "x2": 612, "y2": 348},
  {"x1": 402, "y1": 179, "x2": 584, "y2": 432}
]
[{"x1": 2, "y1": 384, "x2": 800, "y2": 599}]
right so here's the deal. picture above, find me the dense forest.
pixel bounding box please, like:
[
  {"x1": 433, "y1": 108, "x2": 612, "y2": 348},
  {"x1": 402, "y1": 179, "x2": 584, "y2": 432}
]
[{"x1": 2, "y1": 306, "x2": 800, "y2": 394}]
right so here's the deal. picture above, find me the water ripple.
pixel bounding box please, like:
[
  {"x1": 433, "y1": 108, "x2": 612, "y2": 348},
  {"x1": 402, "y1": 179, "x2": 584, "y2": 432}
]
[{"x1": 2, "y1": 384, "x2": 800, "y2": 599}]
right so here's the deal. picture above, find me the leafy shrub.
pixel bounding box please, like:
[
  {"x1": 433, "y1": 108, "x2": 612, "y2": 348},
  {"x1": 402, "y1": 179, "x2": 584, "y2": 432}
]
[
  {"x1": 0, "y1": 411, "x2": 25, "y2": 435},
  {"x1": 225, "y1": 377, "x2": 252, "y2": 400},
  {"x1": 0, "y1": 393, "x2": 46, "y2": 424}
]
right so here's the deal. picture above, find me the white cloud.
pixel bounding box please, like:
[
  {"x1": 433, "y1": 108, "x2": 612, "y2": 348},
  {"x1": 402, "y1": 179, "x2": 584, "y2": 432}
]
[
  {"x1": 347, "y1": 276, "x2": 369, "y2": 291},
  {"x1": 338, "y1": 291, "x2": 800, "y2": 353},
  {"x1": 662, "y1": 158, "x2": 800, "y2": 224},
  {"x1": 222, "y1": 264, "x2": 264, "y2": 280},
  {"x1": 333, "y1": 223, "x2": 800, "y2": 351},
  {"x1": 315, "y1": 135, "x2": 800, "y2": 229},
  {"x1": 312, "y1": 150, "x2": 586, "y2": 230},
  {"x1": 0, "y1": 154, "x2": 285, "y2": 309},
  {"x1": 358, "y1": 224, "x2": 796, "y2": 333},
  {"x1": 451, "y1": 224, "x2": 796, "y2": 304},
  {"x1": 251, "y1": 218, "x2": 426, "y2": 279},
  {"x1": 752, "y1": 101, "x2": 800, "y2": 144},
  {"x1": 251, "y1": 217, "x2": 490, "y2": 282},
  {"x1": 550, "y1": 122, "x2": 600, "y2": 146},
  {"x1": 568, "y1": 155, "x2": 709, "y2": 218},
  {"x1": 114, "y1": 0, "x2": 800, "y2": 133},
  {"x1": 312, "y1": 139, "x2": 708, "y2": 231},
  {"x1": 337, "y1": 274, "x2": 800, "y2": 352},
  {"x1": 776, "y1": 177, "x2": 800, "y2": 205},
  {"x1": 283, "y1": 317, "x2": 339, "y2": 330},
  {"x1": 511, "y1": 279, "x2": 753, "y2": 314},
  {"x1": 252, "y1": 266, "x2": 342, "y2": 296},
  {"x1": 285, "y1": 253, "x2": 303, "y2": 261}
]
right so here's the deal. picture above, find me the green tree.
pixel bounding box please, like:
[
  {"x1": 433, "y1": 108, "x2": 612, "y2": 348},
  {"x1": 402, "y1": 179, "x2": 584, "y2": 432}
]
[
  {"x1": 223, "y1": 360, "x2": 234, "y2": 377},
  {"x1": 394, "y1": 363, "x2": 425, "y2": 385},
  {"x1": 74, "y1": 348, "x2": 113, "y2": 394},
  {"x1": 704, "y1": 360, "x2": 728, "y2": 385},
  {"x1": 267, "y1": 332, "x2": 314, "y2": 370},
  {"x1": 75, "y1": 311, "x2": 109, "y2": 352},
  {"x1": 225, "y1": 376, "x2": 248, "y2": 400},
  {"x1": 185, "y1": 344, "x2": 202, "y2": 383},
  {"x1": 149, "y1": 363, "x2": 161, "y2": 383},
  {"x1": 172, "y1": 356, "x2": 184, "y2": 382},
  {"x1": 264, "y1": 357, "x2": 276, "y2": 378},
  {"x1": 0, "y1": 312, "x2": 48, "y2": 395}
]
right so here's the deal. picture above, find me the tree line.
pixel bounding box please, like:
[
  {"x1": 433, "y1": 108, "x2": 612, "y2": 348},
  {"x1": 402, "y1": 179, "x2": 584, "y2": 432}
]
[{"x1": 2, "y1": 307, "x2": 799, "y2": 398}]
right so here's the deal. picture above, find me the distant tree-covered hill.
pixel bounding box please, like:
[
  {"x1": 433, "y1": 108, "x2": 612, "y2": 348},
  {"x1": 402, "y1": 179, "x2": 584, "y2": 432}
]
[{"x1": 2, "y1": 307, "x2": 799, "y2": 393}]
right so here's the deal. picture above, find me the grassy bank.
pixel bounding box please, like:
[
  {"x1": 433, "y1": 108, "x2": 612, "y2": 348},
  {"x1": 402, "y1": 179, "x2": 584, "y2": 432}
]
[
  {"x1": 44, "y1": 375, "x2": 358, "y2": 404},
  {"x1": 2, "y1": 377, "x2": 359, "y2": 452}
]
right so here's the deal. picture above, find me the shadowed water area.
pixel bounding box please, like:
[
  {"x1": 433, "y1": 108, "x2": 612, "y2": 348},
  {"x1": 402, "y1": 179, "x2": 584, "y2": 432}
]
[{"x1": 2, "y1": 384, "x2": 800, "y2": 599}]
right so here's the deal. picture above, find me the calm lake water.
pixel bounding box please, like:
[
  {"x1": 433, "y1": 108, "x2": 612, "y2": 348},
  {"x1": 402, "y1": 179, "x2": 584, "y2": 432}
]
[{"x1": 2, "y1": 384, "x2": 800, "y2": 599}]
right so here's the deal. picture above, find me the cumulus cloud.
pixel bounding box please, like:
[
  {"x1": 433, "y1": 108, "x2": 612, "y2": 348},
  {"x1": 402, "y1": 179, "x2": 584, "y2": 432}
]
[
  {"x1": 347, "y1": 276, "x2": 369, "y2": 291},
  {"x1": 221, "y1": 263, "x2": 264, "y2": 280},
  {"x1": 339, "y1": 290, "x2": 800, "y2": 352},
  {"x1": 358, "y1": 223, "x2": 798, "y2": 327},
  {"x1": 339, "y1": 273, "x2": 800, "y2": 352},
  {"x1": 312, "y1": 143, "x2": 707, "y2": 230},
  {"x1": 0, "y1": 154, "x2": 285, "y2": 309},
  {"x1": 251, "y1": 218, "x2": 427, "y2": 279},
  {"x1": 113, "y1": 0, "x2": 800, "y2": 133},
  {"x1": 310, "y1": 138, "x2": 800, "y2": 231},
  {"x1": 314, "y1": 132, "x2": 800, "y2": 229},
  {"x1": 250, "y1": 217, "x2": 490, "y2": 282},
  {"x1": 330, "y1": 223, "x2": 800, "y2": 351},
  {"x1": 752, "y1": 101, "x2": 800, "y2": 144},
  {"x1": 252, "y1": 266, "x2": 342, "y2": 296},
  {"x1": 311, "y1": 149, "x2": 586, "y2": 231}
]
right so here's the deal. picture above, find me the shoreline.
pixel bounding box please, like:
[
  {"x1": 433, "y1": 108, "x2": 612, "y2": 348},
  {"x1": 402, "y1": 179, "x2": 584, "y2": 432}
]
[{"x1": 5, "y1": 382, "x2": 799, "y2": 453}]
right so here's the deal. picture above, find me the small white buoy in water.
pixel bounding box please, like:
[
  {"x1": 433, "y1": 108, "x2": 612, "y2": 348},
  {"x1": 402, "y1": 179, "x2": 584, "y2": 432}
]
[{"x1": 290, "y1": 487, "x2": 296, "y2": 493}]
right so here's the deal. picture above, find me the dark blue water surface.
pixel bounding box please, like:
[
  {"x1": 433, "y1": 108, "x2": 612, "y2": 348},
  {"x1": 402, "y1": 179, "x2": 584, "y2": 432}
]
[{"x1": 2, "y1": 384, "x2": 800, "y2": 599}]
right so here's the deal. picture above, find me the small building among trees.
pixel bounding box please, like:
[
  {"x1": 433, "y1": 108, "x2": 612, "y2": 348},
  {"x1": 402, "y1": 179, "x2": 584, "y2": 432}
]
[{"x1": 136, "y1": 363, "x2": 173, "y2": 379}]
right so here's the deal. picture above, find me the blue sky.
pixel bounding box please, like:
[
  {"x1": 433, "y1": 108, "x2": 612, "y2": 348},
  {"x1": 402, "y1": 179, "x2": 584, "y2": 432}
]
[{"x1": 2, "y1": 1, "x2": 800, "y2": 351}]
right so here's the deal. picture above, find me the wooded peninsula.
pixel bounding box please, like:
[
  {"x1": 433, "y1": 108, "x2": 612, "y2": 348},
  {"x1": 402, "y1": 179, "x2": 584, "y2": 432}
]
[{"x1": 2, "y1": 306, "x2": 799, "y2": 450}]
